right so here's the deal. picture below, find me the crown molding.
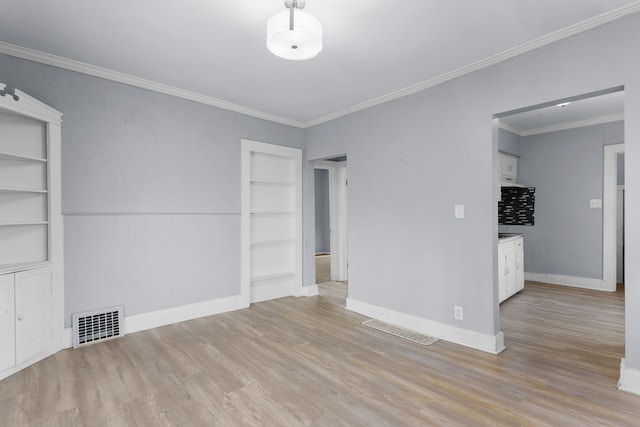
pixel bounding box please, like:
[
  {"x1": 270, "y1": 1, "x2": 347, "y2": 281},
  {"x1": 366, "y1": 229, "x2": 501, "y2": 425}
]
[
  {"x1": 0, "y1": 40, "x2": 305, "y2": 128},
  {"x1": 301, "y1": 2, "x2": 640, "y2": 128},
  {"x1": 1, "y1": 2, "x2": 639, "y2": 129}
]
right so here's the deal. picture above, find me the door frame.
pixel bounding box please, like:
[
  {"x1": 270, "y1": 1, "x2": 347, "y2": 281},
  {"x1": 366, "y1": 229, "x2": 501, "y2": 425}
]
[
  {"x1": 314, "y1": 160, "x2": 348, "y2": 281},
  {"x1": 603, "y1": 143, "x2": 624, "y2": 291}
]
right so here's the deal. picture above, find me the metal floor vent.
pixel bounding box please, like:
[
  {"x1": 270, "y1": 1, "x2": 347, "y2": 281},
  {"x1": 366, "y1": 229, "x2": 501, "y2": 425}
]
[{"x1": 72, "y1": 306, "x2": 125, "y2": 348}]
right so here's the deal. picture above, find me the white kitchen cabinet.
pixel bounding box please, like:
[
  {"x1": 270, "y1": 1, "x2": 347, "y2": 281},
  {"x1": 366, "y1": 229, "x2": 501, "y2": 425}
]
[
  {"x1": 500, "y1": 153, "x2": 518, "y2": 182},
  {"x1": 498, "y1": 235, "x2": 524, "y2": 303},
  {"x1": 515, "y1": 238, "x2": 524, "y2": 292},
  {"x1": 0, "y1": 274, "x2": 15, "y2": 371}
]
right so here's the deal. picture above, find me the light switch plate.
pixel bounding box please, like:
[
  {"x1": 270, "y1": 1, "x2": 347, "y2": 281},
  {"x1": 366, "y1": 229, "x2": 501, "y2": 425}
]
[
  {"x1": 590, "y1": 199, "x2": 602, "y2": 208},
  {"x1": 454, "y1": 204, "x2": 465, "y2": 219}
]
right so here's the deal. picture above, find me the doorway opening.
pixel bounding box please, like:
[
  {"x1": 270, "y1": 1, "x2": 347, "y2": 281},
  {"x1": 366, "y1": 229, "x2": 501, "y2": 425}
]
[
  {"x1": 493, "y1": 87, "x2": 625, "y2": 381},
  {"x1": 314, "y1": 156, "x2": 348, "y2": 285}
]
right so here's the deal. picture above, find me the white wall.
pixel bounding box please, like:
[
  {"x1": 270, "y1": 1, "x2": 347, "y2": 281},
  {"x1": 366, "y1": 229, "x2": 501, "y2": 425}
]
[{"x1": 304, "y1": 13, "x2": 640, "y2": 369}]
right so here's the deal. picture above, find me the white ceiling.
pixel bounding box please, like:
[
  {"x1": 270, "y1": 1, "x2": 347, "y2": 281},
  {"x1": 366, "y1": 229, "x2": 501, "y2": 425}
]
[{"x1": 0, "y1": 1, "x2": 638, "y2": 127}]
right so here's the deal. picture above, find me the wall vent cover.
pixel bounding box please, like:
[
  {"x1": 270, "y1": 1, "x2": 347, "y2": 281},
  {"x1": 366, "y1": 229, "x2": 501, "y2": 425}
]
[{"x1": 72, "y1": 306, "x2": 125, "y2": 348}]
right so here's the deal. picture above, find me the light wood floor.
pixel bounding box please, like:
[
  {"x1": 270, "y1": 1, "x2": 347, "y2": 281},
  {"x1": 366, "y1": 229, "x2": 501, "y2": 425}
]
[{"x1": 1, "y1": 281, "x2": 639, "y2": 426}]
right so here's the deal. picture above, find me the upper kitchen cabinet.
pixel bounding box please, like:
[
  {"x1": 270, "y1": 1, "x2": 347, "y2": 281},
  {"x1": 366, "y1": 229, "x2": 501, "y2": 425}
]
[
  {"x1": 0, "y1": 84, "x2": 64, "y2": 380},
  {"x1": 500, "y1": 153, "x2": 518, "y2": 183}
]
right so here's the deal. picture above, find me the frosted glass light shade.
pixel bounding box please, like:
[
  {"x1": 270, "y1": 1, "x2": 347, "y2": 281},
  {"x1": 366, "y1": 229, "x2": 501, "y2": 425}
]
[{"x1": 267, "y1": 9, "x2": 322, "y2": 60}]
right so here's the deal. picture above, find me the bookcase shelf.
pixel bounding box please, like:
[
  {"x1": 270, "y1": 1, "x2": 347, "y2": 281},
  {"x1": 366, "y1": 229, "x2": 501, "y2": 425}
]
[{"x1": 0, "y1": 151, "x2": 47, "y2": 163}]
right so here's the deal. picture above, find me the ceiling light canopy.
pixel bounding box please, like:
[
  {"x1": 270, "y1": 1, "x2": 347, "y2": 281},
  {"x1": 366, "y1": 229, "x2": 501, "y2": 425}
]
[{"x1": 267, "y1": 0, "x2": 322, "y2": 60}]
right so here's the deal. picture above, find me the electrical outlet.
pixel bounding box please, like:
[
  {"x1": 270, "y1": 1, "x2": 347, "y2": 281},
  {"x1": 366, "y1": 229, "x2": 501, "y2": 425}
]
[
  {"x1": 454, "y1": 305, "x2": 464, "y2": 321},
  {"x1": 454, "y1": 204, "x2": 465, "y2": 219},
  {"x1": 590, "y1": 199, "x2": 602, "y2": 208}
]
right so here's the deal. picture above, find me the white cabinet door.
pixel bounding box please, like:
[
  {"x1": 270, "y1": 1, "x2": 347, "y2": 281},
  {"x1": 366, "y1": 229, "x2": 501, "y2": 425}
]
[
  {"x1": 498, "y1": 243, "x2": 510, "y2": 302},
  {"x1": 515, "y1": 238, "x2": 525, "y2": 292},
  {"x1": 499, "y1": 241, "x2": 517, "y2": 303},
  {"x1": 15, "y1": 267, "x2": 52, "y2": 364},
  {"x1": 0, "y1": 274, "x2": 15, "y2": 371},
  {"x1": 500, "y1": 153, "x2": 518, "y2": 180}
]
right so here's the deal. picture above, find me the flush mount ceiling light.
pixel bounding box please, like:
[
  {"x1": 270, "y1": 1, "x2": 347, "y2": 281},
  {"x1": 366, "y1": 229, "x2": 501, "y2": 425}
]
[{"x1": 267, "y1": 0, "x2": 322, "y2": 60}]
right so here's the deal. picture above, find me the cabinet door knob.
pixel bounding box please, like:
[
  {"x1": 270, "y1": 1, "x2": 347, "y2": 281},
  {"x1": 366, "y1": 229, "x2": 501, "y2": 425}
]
[{"x1": 17, "y1": 315, "x2": 24, "y2": 321}]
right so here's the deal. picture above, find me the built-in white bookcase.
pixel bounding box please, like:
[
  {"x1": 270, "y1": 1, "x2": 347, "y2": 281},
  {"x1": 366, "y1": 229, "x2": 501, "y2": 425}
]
[{"x1": 0, "y1": 84, "x2": 64, "y2": 380}]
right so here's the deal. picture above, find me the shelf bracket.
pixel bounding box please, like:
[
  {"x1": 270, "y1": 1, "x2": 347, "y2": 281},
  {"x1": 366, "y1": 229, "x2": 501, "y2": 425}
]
[{"x1": 0, "y1": 86, "x2": 19, "y2": 102}]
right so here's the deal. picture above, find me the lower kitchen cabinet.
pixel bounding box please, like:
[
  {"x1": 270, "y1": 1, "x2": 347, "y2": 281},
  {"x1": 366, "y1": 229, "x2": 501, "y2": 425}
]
[
  {"x1": 498, "y1": 236, "x2": 524, "y2": 302},
  {"x1": 0, "y1": 266, "x2": 52, "y2": 373},
  {"x1": 515, "y1": 238, "x2": 524, "y2": 293}
]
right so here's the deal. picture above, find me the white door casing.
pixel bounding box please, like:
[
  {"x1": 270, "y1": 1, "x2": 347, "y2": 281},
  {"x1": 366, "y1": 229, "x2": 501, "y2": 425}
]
[
  {"x1": 241, "y1": 140, "x2": 302, "y2": 304},
  {"x1": 314, "y1": 160, "x2": 348, "y2": 282},
  {"x1": 617, "y1": 185, "x2": 625, "y2": 283},
  {"x1": 603, "y1": 143, "x2": 624, "y2": 291}
]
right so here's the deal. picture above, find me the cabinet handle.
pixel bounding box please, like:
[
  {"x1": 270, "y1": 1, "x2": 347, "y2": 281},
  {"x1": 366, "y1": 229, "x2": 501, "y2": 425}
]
[
  {"x1": 17, "y1": 315, "x2": 24, "y2": 321},
  {"x1": 515, "y1": 262, "x2": 519, "y2": 270}
]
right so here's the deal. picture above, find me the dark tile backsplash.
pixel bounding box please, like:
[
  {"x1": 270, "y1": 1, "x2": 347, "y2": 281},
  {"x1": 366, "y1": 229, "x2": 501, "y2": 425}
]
[{"x1": 499, "y1": 187, "x2": 535, "y2": 226}]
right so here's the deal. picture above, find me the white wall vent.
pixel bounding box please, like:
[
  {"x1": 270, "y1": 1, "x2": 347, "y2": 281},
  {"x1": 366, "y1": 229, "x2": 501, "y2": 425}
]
[{"x1": 72, "y1": 306, "x2": 125, "y2": 348}]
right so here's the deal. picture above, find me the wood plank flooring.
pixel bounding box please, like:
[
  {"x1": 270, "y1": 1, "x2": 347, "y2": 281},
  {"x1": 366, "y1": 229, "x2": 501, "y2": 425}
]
[{"x1": 1, "y1": 281, "x2": 639, "y2": 426}]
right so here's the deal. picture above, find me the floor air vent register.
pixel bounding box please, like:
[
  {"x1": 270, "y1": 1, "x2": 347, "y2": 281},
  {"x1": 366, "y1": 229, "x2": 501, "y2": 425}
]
[{"x1": 72, "y1": 306, "x2": 125, "y2": 348}]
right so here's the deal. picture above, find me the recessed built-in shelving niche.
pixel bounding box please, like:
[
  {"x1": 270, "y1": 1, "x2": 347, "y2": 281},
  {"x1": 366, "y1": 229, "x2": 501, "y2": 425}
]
[{"x1": 243, "y1": 141, "x2": 302, "y2": 304}]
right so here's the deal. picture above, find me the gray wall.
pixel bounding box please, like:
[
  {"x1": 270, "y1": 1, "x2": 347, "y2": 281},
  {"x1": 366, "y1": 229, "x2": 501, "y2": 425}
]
[
  {"x1": 0, "y1": 54, "x2": 304, "y2": 326},
  {"x1": 304, "y1": 13, "x2": 640, "y2": 369},
  {"x1": 500, "y1": 121, "x2": 624, "y2": 279},
  {"x1": 314, "y1": 169, "x2": 330, "y2": 253}
]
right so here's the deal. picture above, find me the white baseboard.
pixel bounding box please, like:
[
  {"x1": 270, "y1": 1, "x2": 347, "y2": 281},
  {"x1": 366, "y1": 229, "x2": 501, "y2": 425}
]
[
  {"x1": 63, "y1": 293, "x2": 248, "y2": 349},
  {"x1": 126, "y1": 294, "x2": 247, "y2": 334},
  {"x1": 618, "y1": 358, "x2": 640, "y2": 395},
  {"x1": 346, "y1": 298, "x2": 505, "y2": 355},
  {"x1": 524, "y1": 272, "x2": 615, "y2": 292},
  {"x1": 298, "y1": 284, "x2": 319, "y2": 297},
  {"x1": 62, "y1": 327, "x2": 73, "y2": 349},
  {"x1": 0, "y1": 349, "x2": 57, "y2": 381}
]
